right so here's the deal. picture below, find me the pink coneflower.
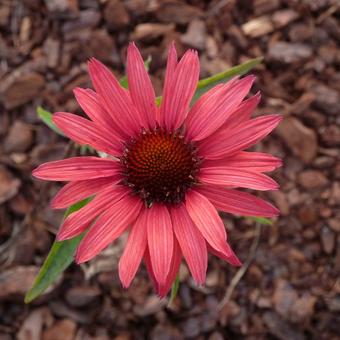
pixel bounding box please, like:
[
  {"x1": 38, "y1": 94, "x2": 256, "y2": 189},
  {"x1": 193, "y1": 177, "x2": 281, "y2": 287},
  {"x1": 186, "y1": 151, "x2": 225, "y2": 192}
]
[{"x1": 33, "y1": 43, "x2": 282, "y2": 297}]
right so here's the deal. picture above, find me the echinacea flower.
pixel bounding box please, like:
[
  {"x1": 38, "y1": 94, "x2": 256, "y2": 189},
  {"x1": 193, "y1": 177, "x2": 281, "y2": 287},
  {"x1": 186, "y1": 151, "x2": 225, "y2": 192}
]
[{"x1": 33, "y1": 43, "x2": 282, "y2": 297}]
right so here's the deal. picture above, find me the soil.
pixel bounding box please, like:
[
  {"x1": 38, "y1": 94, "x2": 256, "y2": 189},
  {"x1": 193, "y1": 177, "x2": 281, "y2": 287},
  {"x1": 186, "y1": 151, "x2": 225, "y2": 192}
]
[{"x1": 0, "y1": 0, "x2": 339, "y2": 339}]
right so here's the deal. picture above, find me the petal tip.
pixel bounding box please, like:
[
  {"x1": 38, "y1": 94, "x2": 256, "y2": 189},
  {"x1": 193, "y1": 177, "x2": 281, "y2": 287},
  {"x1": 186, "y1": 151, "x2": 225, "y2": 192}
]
[
  {"x1": 128, "y1": 41, "x2": 137, "y2": 49},
  {"x1": 51, "y1": 112, "x2": 62, "y2": 123},
  {"x1": 56, "y1": 228, "x2": 71, "y2": 241},
  {"x1": 254, "y1": 91, "x2": 261, "y2": 101},
  {"x1": 32, "y1": 166, "x2": 43, "y2": 179},
  {"x1": 88, "y1": 56, "x2": 99, "y2": 64},
  {"x1": 127, "y1": 42, "x2": 136, "y2": 52},
  {"x1": 233, "y1": 259, "x2": 242, "y2": 267},
  {"x1": 50, "y1": 199, "x2": 60, "y2": 210},
  {"x1": 75, "y1": 251, "x2": 87, "y2": 264},
  {"x1": 31, "y1": 167, "x2": 38, "y2": 177},
  {"x1": 55, "y1": 232, "x2": 64, "y2": 241},
  {"x1": 119, "y1": 275, "x2": 132, "y2": 289},
  {"x1": 118, "y1": 264, "x2": 133, "y2": 289},
  {"x1": 226, "y1": 250, "x2": 242, "y2": 267},
  {"x1": 73, "y1": 87, "x2": 83, "y2": 96},
  {"x1": 245, "y1": 74, "x2": 256, "y2": 86},
  {"x1": 169, "y1": 40, "x2": 176, "y2": 51},
  {"x1": 87, "y1": 57, "x2": 104, "y2": 73},
  {"x1": 121, "y1": 282, "x2": 130, "y2": 289}
]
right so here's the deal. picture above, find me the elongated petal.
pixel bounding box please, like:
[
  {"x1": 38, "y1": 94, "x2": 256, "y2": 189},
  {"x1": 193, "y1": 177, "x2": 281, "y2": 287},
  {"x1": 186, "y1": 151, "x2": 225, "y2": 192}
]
[
  {"x1": 199, "y1": 167, "x2": 279, "y2": 191},
  {"x1": 88, "y1": 58, "x2": 141, "y2": 137},
  {"x1": 202, "y1": 151, "x2": 282, "y2": 172},
  {"x1": 144, "y1": 240, "x2": 182, "y2": 298},
  {"x1": 53, "y1": 112, "x2": 122, "y2": 155},
  {"x1": 147, "y1": 204, "x2": 174, "y2": 284},
  {"x1": 170, "y1": 204, "x2": 207, "y2": 284},
  {"x1": 127, "y1": 43, "x2": 157, "y2": 129},
  {"x1": 157, "y1": 238, "x2": 182, "y2": 298},
  {"x1": 160, "y1": 50, "x2": 199, "y2": 131},
  {"x1": 119, "y1": 208, "x2": 148, "y2": 288},
  {"x1": 199, "y1": 114, "x2": 283, "y2": 159},
  {"x1": 73, "y1": 87, "x2": 108, "y2": 123},
  {"x1": 197, "y1": 186, "x2": 279, "y2": 217},
  {"x1": 224, "y1": 92, "x2": 261, "y2": 130},
  {"x1": 33, "y1": 157, "x2": 121, "y2": 181},
  {"x1": 184, "y1": 83, "x2": 224, "y2": 138},
  {"x1": 57, "y1": 185, "x2": 129, "y2": 240},
  {"x1": 51, "y1": 176, "x2": 120, "y2": 209},
  {"x1": 186, "y1": 76, "x2": 255, "y2": 141},
  {"x1": 157, "y1": 42, "x2": 177, "y2": 123},
  {"x1": 143, "y1": 247, "x2": 158, "y2": 293},
  {"x1": 185, "y1": 190, "x2": 231, "y2": 255},
  {"x1": 73, "y1": 87, "x2": 124, "y2": 141},
  {"x1": 208, "y1": 244, "x2": 242, "y2": 266},
  {"x1": 163, "y1": 42, "x2": 178, "y2": 91},
  {"x1": 76, "y1": 194, "x2": 142, "y2": 263}
]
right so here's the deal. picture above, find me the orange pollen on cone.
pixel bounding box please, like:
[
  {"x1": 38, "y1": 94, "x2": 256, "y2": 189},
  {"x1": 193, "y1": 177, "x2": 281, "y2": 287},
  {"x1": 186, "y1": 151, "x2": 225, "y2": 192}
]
[{"x1": 121, "y1": 129, "x2": 200, "y2": 206}]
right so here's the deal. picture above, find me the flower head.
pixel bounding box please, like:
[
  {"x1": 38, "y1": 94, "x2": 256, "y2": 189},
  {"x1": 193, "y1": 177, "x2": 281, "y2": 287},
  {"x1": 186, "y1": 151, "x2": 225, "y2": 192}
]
[{"x1": 33, "y1": 43, "x2": 282, "y2": 297}]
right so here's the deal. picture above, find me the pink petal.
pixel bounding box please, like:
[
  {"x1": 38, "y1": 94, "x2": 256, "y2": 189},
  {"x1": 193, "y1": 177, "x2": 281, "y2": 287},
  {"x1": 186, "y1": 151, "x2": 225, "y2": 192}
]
[
  {"x1": 208, "y1": 244, "x2": 242, "y2": 266},
  {"x1": 127, "y1": 43, "x2": 157, "y2": 129},
  {"x1": 87, "y1": 58, "x2": 141, "y2": 137},
  {"x1": 198, "y1": 167, "x2": 279, "y2": 191},
  {"x1": 170, "y1": 204, "x2": 207, "y2": 284},
  {"x1": 57, "y1": 185, "x2": 129, "y2": 240},
  {"x1": 186, "y1": 76, "x2": 255, "y2": 141},
  {"x1": 202, "y1": 151, "x2": 282, "y2": 172},
  {"x1": 196, "y1": 186, "x2": 279, "y2": 217},
  {"x1": 51, "y1": 176, "x2": 120, "y2": 209},
  {"x1": 147, "y1": 204, "x2": 174, "y2": 284},
  {"x1": 157, "y1": 41, "x2": 178, "y2": 123},
  {"x1": 199, "y1": 114, "x2": 283, "y2": 159},
  {"x1": 185, "y1": 190, "x2": 231, "y2": 256},
  {"x1": 76, "y1": 194, "x2": 142, "y2": 263},
  {"x1": 184, "y1": 83, "x2": 225, "y2": 139},
  {"x1": 143, "y1": 247, "x2": 158, "y2": 293},
  {"x1": 118, "y1": 208, "x2": 148, "y2": 288},
  {"x1": 73, "y1": 87, "x2": 123, "y2": 140},
  {"x1": 224, "y1": 92, "x2": 261, "y2": 130},
  {"x1": 160, "y1": 49, "x2": 200, "y2": 131},
  {"x1": 164, "y1": 42, "x2": 178, "y2": 88},
  {"x1": 157, "y1": 238, "x2": 182, "y2": 298},
  {"x1": 32, "y1": 156, "x2": 121, "y2": 181},
  {"x1": 53, "y1": 112, "x2": 122, "y2": 155},
  {"x1": 144, "y1": 240, "x2": 182, "y2": 298}
]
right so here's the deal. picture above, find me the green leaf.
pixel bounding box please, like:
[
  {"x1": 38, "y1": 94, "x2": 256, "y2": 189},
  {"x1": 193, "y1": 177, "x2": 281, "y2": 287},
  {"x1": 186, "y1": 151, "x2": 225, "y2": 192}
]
[
  {"x1": 120, "y1": 55, "x2": 152, "y2": 89},
  {"x1": 24, "y1": 198, "x2": 91, "y2": 303},
  {"x1": 168, "y1": 275, "x2": 180, "y2": 306},
  {"x1": 77, "y1": 144, "x2": 95, "y2": 155},
  {"x1": 155, "y1": 96, "x2": 162, "y2": 106},
  {"x1": 63, "y1": 198, "x2": 92, "y2": 217},
  {"x1": 155, "y1": 57, "x2": 263, "y2": 106},
  {"x1": 248, "y1": 216, "x2": 273, "y2": 226},
  {"x1": 119, "y1": 75, "x2": 128, "y2": 89},
  {"x1": 37, "y1": 106, "x2": 64, "y2": 136}
]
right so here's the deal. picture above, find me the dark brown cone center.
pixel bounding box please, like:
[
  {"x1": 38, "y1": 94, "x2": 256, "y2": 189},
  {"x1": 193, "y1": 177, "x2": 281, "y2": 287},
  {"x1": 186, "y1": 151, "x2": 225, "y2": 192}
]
[{"x1": 121, "y1": 129, "x2": 200, "y2": 206}]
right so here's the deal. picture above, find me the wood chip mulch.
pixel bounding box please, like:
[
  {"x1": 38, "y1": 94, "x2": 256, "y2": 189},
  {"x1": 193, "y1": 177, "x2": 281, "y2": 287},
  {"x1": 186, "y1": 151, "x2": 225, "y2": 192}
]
[{"x1": 0, "y1": 0, "x2": 339, "y2": 339}]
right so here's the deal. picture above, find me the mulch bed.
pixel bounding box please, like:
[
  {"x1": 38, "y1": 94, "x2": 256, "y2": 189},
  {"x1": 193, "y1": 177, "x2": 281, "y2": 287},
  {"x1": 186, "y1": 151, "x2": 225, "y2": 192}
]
[{"x1": 0, "y1": 0, "x2": 339, "y2": 339}]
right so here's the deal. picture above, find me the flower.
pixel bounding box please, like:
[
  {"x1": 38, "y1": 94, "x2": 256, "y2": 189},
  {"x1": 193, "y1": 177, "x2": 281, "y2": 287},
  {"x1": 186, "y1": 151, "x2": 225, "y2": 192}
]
[{"x1": 33, "y1": 42, "x2": 282, "y2": 297}]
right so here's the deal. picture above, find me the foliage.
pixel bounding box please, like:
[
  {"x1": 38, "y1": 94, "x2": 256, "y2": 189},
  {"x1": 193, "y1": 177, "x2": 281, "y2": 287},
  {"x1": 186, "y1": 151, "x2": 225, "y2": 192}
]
[{"x1": 25, "y1": 199, "x2": 91, "y2": 303}]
